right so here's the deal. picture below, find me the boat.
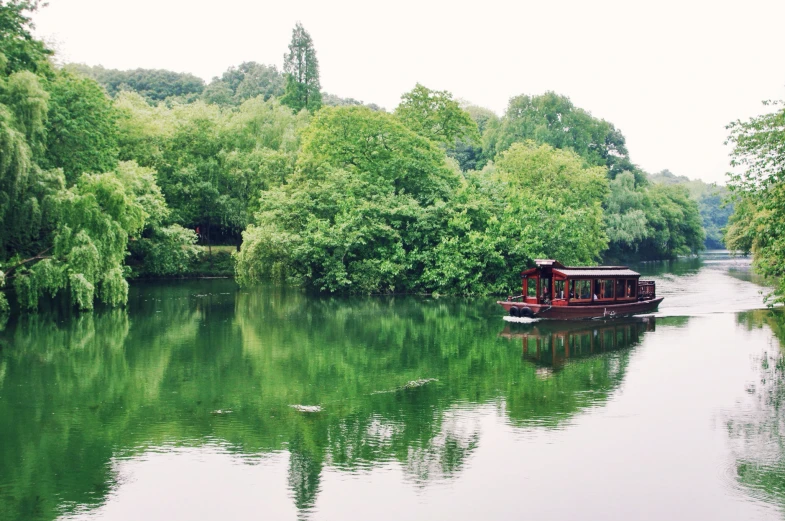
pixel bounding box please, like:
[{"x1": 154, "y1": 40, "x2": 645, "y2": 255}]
[{"x1": 496, "y1": 259, "x2": 663, "y2": 320}]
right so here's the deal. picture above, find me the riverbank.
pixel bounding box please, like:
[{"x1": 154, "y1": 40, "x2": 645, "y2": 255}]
[{"x1": 128, "y1": 245, "x2": 236, "y2": 280}]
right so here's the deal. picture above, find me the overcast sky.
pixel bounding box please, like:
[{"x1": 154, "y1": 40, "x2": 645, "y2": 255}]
[{"x1": 33, "y1": 0, "x2": 785, "y2": 185}]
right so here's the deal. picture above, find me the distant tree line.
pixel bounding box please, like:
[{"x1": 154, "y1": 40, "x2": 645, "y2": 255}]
[{"x1": 0, "y1": 2, "x2": 714, "y2": 313}]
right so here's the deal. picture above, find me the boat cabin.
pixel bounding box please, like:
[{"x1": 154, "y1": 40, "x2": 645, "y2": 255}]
[{"x1": 519, "y1": 259, "x2": 655, "y2": 307}]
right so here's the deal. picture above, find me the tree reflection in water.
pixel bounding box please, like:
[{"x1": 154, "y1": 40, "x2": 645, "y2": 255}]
[
  {"x1": 0, "y1": 281, "x2": 656, "y2": 521},
  {"x1": 730, "y1": 310, "x2": 785, "y2": 508}
]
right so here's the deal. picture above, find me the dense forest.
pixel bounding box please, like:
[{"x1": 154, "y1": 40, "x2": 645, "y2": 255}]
[{"x1": 0, "y1": 1, "x2": 735, "y2": 313}]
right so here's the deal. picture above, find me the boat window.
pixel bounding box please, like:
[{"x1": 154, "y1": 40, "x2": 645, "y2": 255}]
[
  {"x1": 616, "y1": 279, "x2": 625, "y2": 298},
  {"x1": 527, "y1": 278, "x2": 537, "y2": 297},
  {"x1": 573, "y1": 279, "x2": 592, "y2": 300},
  {"x1": 554, "y1": 280, "x2": 565, "y2": 299},
  {"x1": 600, "y1": 279, "x2": 614, "y2": 299},
  {"x1": 541, "y1": 278, "x2": 551, "y2": 299},
  {"x1": 626, "y1": 279, "x2": 636, "y2": 298}
]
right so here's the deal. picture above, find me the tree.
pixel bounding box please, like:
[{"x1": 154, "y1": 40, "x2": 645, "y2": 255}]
[
  {"x1": 485, "y1": 91, "x2": 636, "y2": 179},
  {"x1": 0, "y1": 0, "x2": 52, "y2": 76},
  {"x1": 297, "y1": 106, "x2": 459, "y2": 204},
  {"x1": 394, "y1": 84, "x2": 479, "y2": 148},
  {"x1": 0, "y1": 68, "x2": 62, "y2": 260},
  {"x1": 12, "y1": 171, "x2": 146, "y2": 310},
  {"x1": 446, "y1": 105, "x2": 499, "y2": 171},
  {"x1": 236, "y1": 106, "x2": 461, "y2": 293},
  {"x1": 236, "y1": 126, "x2": 611, "y2": 296},
  {"x1": 42, "y1": 70, "x2": 119, "y2": 185},
  {"x1": 603, "y1": 171, "x2": 650, "y2": 259},
  {"x1": 725, "y1": 99, "x2": 785, "y2": 303},
  {"x1": 66, "y1": 64, "x2": 206, "y2": 102},
  {"x1": 637, "y1": 184, "x2": 704, "y2": 259},
  {"x1": 280, "y1": 23, "x2": 321, "y2": 113},
  {"x1": 202, "y1": 62, "x2": 285, "y2": 106},
  {"x1": 491, "y1": 142, "x2": 610, "y2": 268},
  {"x1": 648, "y1": 169, "x2": 734, "y2": 249}
]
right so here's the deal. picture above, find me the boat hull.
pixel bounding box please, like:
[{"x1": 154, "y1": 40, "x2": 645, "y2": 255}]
[{"x1": 496, "y1": 297, "x2": 664, "y2": 320}]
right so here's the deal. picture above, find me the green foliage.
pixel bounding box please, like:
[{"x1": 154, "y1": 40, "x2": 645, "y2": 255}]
[
  {"x1": 281, "y1": 23, "x2": 321, "y2": 113},
  {"x1": 698, "y1": 188, "x2": 733, "y2": 249},
  {"x1": 298, "y1": 106, "x2": 459, "y2": 203},
  {"x1": 128, "y1": 225, "x2": 198, "y2": 277},
  {"x1": 113, "y1": 161, "x2": 170, "y2": 228},
  {"x1": 13, "y1": 257, "x2": 65, "y2": 310},
  {"x1": 113, "y1": 91, "x2": 173, "y2": 167},
  {"x1": 604, "y1": 171, "x2": 705, "y2": 261},
  {"x1": 638, "y1": 184, "x2": 705, "y2": 259},
  {"x1": 237, "y1": 122, "x2": 609, "y2": 295},
  {"x1": 0, "y1": 101, "x2": 32, "y2": 208},
  {"x1": 321, "y1": 92, "x2": 383, "y2": 111},
  {"x1": 0, "y1": 0, "x2": 52, "y2": 76},
  {"x1": 0, "y1": 268, "x2": 7, "y2": 314},
  {"x1": 1, "y1": 70, "x2": 48, "y2": 147},
  {"x1": 448, "y1": 105, "x2": 499, "y2": 171},
  {"x1": 0, "y1": 67, "x2": 63, "y2": 258},
  {"x1": 605, "y1": 172, "x2": 648, "y2": 247},
  {"x1": 394, "y1": 83, "x2": 480, "y2": 147},
  {"x1": 649, "y1": 169, "x2": 733, "y2": 249},
  {"x1": 485, "y1": 91, "x2": 636, "y2": 179},
  {"x1": 237, "y1": 106, "x2": 461, "y2": 293},
  {"x1": 202, "y1": 61, "x2": 284, "y2": 106},
  {"x1": 42, "y1": 70, "x2": 119, "y2": 184},
  {"x1": 11, "y1": 171, "x2": 147, "y2": 310},
  {"x1": 492, "y1": 142, "x2": 609, "y2": 267},
  {"x1": 66, "y1": 63, "x2": 205, "y2": 102},
  {"x1": 725, "y1": 100, "x2": 785, "y2": 303}
]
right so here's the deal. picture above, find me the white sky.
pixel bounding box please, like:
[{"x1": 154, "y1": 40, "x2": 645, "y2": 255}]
[{"x1": 34, "y1": 0, "x2": 785, "y2": 185}]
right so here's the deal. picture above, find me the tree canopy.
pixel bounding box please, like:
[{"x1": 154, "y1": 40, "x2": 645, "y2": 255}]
[
  {"x1": 66, "y1": 64, "x2": 206, "y2": 103},
  {"x1": 485, "y1": 91, "x2": 636, "y2": 180},
  {"x1": 394, "y1": 83, "x2": 479, "y2": 148}
]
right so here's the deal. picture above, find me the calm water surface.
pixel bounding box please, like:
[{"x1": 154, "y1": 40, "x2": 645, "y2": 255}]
[{"x1": 1, "y1": 252, "x2": 784, "y2": 520}]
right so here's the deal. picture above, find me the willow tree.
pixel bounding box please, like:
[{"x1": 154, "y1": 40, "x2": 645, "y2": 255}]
[
  {"x1": 11, "y1": 171, "x2": 146, "y2": 311},
  {"x1": 280, "y1": 23, "x2": 321, "y2": 113}
]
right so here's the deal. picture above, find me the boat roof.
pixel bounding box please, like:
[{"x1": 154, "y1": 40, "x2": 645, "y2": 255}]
[
  {"x1": 530, "y1": 259, "x2": 640, "y2": 278},
  {"x1": 554, "y1": 268, "x2": 640, "y2": 277}
]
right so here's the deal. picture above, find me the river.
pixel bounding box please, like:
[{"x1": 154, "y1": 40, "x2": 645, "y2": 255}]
[{"x1": 0, "y1": 251, "x2": 783, "y2": 520}]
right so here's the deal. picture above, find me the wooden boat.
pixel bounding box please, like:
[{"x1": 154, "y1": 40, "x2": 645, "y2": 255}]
[{"x1": 496, "y1": 259, "x2": 663, "y2": 320}]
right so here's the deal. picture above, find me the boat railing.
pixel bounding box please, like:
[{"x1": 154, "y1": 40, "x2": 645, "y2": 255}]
[
  {"x1": 638, "y1": 280, "x2": 656, "y2": 300},
  {"x1": 507, "y1": 294, "x2": 525, "y2": 302}
]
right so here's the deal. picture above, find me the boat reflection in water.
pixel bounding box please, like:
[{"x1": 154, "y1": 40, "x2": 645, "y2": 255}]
[{"x1": 500, "y1": 317, "x2": 656, "y2": 372}]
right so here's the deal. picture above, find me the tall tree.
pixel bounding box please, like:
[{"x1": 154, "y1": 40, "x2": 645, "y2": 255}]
[
  {"x1": 280, "y1": 23, "x2": 321, "y2": 113},
  {"x1": 0, "y1": 0, "x2": 52, "y2": 76}
]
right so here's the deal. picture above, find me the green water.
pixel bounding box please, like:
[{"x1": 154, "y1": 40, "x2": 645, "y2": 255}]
[{"x1": 1, "y1": 253, "x2": 784, "y2": 520}]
